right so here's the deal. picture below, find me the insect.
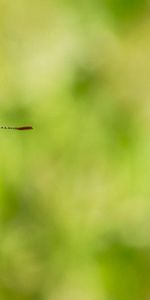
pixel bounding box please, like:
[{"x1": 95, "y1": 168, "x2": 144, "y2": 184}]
[{"x1": 0, "y1": 125, "x2": 33, "y2": 130}]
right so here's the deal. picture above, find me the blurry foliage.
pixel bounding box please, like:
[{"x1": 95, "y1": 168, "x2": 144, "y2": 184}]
[
  {"x1": 0, "y1": 1, "x2": 150, "y2": 300},
  {"x1": 71, "y1": 66, "x2": 98, "y2": 101},
  {"x1": 96, "y1": 236, "x2": 150, "y2": 300},
  {"x1": 104, "y1": 0, "x2": 148, "y2": 23}
]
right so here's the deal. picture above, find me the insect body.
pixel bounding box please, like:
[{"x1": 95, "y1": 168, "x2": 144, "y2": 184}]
[{"x1": 0, "y1": 126, "x2": 33, "y2": 130}]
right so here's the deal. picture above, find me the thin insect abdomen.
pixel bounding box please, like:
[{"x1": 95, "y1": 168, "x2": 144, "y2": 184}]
[{"x1": 0, "y1": 126, "x2": 33, "y2": 130}]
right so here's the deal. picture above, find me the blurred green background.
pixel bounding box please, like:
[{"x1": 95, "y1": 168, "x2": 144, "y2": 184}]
[{"x1": 0, "y1": 1, "x2": 150, "y2": 299}]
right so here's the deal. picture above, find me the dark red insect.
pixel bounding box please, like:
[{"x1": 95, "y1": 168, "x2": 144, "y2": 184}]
[
  {"x1": 0, "y1": 125, "x2": 33, "y2": 130},
  {"x1": 15, "y1": 126, "x2": 33, "y2": 130}
]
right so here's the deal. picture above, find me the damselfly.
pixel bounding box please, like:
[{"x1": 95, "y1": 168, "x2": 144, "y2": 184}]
[{"x1": 0, "y1": 125, "x2": 33, "y2": 130}]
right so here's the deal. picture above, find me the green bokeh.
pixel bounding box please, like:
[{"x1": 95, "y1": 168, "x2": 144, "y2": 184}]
[{"x1": 0, "y1": 1, "x2": 150, "y2": 299}]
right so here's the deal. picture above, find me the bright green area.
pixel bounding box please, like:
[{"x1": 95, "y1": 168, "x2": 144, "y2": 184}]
[{"x1": 0, "y1": 1, "x2": 150, "y2": 299}]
